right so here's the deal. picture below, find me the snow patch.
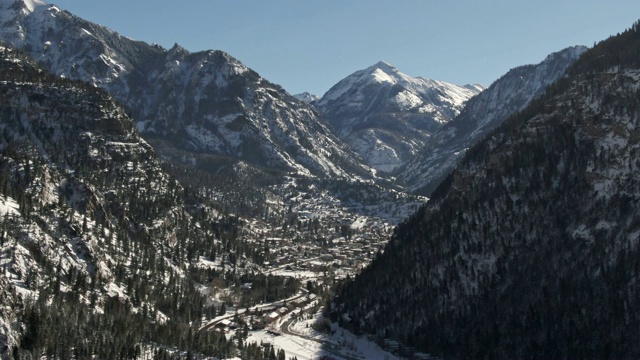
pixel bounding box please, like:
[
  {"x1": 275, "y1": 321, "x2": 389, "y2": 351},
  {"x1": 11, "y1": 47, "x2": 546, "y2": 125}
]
[
  {"x1": 393, "y1": 90, "x2": 422, "y2": 110},
  {"x1": 21, "y1": 0, "x2": 46, "y2": 13},
  {"x1": 370, "y1": 68, "x2": 396, "y2": 84},
  {"x1": 0, "y1": 195, "x2": 20, "y2": 217}
]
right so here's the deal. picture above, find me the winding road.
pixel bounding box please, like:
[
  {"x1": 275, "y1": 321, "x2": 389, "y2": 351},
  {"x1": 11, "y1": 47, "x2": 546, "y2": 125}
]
[{"x1": 277, "y1": 312, "x2": 362, "y2": 360}]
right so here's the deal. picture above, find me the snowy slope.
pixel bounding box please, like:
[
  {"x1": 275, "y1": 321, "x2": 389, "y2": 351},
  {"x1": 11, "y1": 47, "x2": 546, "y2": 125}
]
[
  {"x1": 316, "y1": 61, "x2": 483, "y2": 171},
  {"x1": 0, "y1": 0, "x2": 374, "y2": 180},
  {"x1": 400, "y1": 45, "x2": 588, "y2": 193}
]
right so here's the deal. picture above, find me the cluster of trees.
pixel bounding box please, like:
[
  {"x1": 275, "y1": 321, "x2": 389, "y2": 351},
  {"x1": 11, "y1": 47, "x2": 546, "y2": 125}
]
[
  {"x1": 17, "y1": 288, "x2": 232, "y2": 359},
  {"x1": 332, "y1": 21, "x2": 640, "y2": 359},
  {"x1": 237, "y1": 342, "x2": 294, "y2": 360}
]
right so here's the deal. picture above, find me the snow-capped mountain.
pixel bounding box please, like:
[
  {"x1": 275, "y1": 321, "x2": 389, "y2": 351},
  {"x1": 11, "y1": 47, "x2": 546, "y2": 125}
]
[
  {"x1": 334, "y1": 24, "x2": 640, "y2": 358},
  {"x1": 400, "y1": 45, "x2": 588, "y2": 193},
  {"x1": 315, "y1": 61, "x2": 483, "y2": 172},
  {"x1": 0, "y1": 0, "x2": 373, "y2": 180},
  {"x1": 294, "y1": 92, "x2": 320, "y2": 103}
]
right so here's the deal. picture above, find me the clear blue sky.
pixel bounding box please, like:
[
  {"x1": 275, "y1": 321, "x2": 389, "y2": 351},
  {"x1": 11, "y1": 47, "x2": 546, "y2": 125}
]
[{"x1": 51, "y1": 0, "x2": 640, "y2": 96}]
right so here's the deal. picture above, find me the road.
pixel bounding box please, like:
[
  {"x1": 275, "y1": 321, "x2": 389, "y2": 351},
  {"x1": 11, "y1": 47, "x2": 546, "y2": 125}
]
[
  {"x1": 277, "y1": 310, "x2": 362, "y2": 360},
  {"x1": 198, "y1": 287, "x2": 310, "y2": 333},
  {"x1": 199, "y1": 288, "x2": 369, "y2": 360}
]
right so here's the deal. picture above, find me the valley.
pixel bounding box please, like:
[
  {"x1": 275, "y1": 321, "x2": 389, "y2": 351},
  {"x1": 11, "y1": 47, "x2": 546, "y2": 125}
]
[{"x1": 1, "y1": 0, "x2": 640, "y2": 359}]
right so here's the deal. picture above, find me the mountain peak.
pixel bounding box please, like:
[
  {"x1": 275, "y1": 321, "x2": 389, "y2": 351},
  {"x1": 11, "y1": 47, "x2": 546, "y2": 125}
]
[
  {"x1": 543, "y1": 44, "x2": 588, "y2": 63},
  {"x1": 316, "y1": 60, "x2": 482, "y2": 171},
  {"x1": 362, "y1": 61, "x2": 403, "y2": 86},
  {"x1": 168, "y1": 42, "x2": 188, "y2": 55},
  {"x1": 369, "y1": 60, "x2": 397, "y2": 73}
]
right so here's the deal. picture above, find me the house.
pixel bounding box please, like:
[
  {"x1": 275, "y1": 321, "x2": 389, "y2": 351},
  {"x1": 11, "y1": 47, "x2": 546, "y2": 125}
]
[
  {"x1": 220, "y1": 319, "x2": 231, "y2": 328},
  {"x1": 213, "y1": 319, "x2": 231, "y2": 331},
  {"x1": 277, "y1": 307, "x2": 289, "y2": 316},
  {"x1": 264, "y1": 311, "x2": 280, "y2": 324}
]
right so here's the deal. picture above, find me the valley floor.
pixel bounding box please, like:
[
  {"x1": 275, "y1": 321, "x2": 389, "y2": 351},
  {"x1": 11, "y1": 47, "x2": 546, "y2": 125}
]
[{"x1": 247, "y1": 310, "x2": 400, "y2": 360}]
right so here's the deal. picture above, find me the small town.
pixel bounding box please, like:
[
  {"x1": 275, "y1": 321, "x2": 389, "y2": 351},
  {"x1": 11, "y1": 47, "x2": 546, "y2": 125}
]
[{"x1": 190, "y1": 179, "x2": 424, "y2": 359}]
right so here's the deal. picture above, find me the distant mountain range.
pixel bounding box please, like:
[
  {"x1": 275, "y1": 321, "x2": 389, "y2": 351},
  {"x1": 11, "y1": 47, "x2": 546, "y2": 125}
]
[
  {"x1": 294, "y1": 92, "x2": 320, "y2": 103},
  {"x1": 314, "y1": 61, "x2": 483, "y2": 172},
  {"x1": 0, "y1": 0, "x2": 587, "y2": 193}
]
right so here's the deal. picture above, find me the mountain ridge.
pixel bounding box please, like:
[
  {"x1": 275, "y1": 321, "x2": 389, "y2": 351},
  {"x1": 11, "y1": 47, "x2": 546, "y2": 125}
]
[
  {"x1": 0, "y1": 0, "x2": 375, "y2": 181},
  {"x1": 400, "y1": 45, "x2": 588, "y2": 194}
]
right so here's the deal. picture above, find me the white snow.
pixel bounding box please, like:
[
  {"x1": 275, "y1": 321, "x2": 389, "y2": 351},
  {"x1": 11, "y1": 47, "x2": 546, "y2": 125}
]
[
  {"x1": 247, "y1": 314, "x2": 400, "y2": 360},
  {"x1": 394, "y1": 90, "x2": 422, "y2": 110},
  {"x1": 0, "y1": 195, "x2": 19, "y2": 217},
  {"x1": 628, "y1": 229, "x2": 640, "y2": 248},
  {"x1": 293, "y1": 92, "x2": 319, "y2": 103},
  {"x1": 572, "y1": 224, "x2": 591, "y2": 241},
  {"x1": 319, "y1": 60, "x2": 479, "y2": 108},
  {"x1": 105, "y1": 282, "x2": 129, "y2": 300},
  {"x1": 21, "y1": 0, "x2": 46, "y2": 13},
  {"x1": 370, "y1": 68, "x2": 396, "y2": 84}
]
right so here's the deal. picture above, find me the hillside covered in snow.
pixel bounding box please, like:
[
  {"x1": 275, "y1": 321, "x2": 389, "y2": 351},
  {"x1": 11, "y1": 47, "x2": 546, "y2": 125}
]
[{"x1": 315, "y1": 61, "x2": 483, "y2": 172}]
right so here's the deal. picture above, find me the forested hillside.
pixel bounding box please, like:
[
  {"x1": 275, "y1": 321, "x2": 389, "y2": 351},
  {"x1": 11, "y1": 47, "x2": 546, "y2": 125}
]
[
  {"x1": 0, "y1": 45, "x2": 292, "y2": 358},
  {"x1": 333, "y1": 21, "x2": 640, "y2": 359}
]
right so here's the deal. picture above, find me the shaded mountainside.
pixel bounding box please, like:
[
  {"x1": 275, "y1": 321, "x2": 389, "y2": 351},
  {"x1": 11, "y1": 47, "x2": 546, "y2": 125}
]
[
  {"x1": 400, "y1": 45, "x2": 587, "y2": 194},
  {"x1": 315, "y1": 61, "x2": 482, "y2": 172},
  {"x1": 333, "y1": 23, "x2": 640, "y2": 359},
  {"x1": 0, "y1": 0, "x2": 373, "y2": 180},
  {"x1": 0, "y1": 45, "x2": 260, "y2": 358}
]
